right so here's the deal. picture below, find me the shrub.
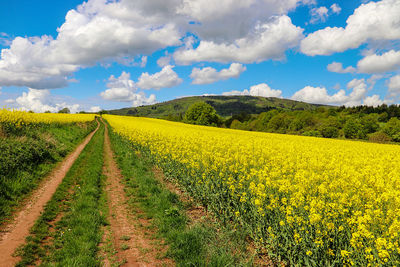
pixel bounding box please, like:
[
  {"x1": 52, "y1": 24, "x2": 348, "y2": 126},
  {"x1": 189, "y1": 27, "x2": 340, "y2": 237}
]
[{"x1": 368, "y1": 132, "x2": 392, "y2": 144}]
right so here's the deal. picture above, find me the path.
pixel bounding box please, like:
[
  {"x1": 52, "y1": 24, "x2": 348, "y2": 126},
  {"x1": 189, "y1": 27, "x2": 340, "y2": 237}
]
[
  {"x1": 102, "y1": 121, "x2": 173, "y2": 267},
  {"x1": 0, "y1": 120, "x2": 100, "y2": 267}
]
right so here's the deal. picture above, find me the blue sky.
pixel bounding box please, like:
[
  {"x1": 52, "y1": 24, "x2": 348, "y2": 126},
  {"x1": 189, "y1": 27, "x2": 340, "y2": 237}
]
[{"x1": 0, "y1": 0, "x2": 399, "y2": 112}]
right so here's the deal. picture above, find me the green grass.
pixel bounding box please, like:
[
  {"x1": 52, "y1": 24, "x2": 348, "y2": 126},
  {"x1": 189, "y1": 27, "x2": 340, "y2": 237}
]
[
  {"x1": 0, "y1": 121, "x2": 96, "y2": 224},
  {"x1": 107, "y1": 122, "x2": 254, "y2": 266},
  {"x1": 16, "y1": 122, "x2": 106, "y2": 266}
]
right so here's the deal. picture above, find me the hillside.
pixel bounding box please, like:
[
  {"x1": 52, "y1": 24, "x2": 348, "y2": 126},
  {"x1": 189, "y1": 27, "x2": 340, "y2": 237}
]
[{"x1": 107, "y1": 95, "x2": 332, "y2": 118}]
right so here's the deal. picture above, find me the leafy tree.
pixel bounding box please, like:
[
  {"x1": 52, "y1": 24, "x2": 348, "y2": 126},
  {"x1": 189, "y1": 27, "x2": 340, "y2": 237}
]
[
  {"x1": 253, "y1": 110, "x2": 279, "y2": 131},
  {"x1": 58, "y1": 107, "x2": 70, "y2": 114},
  {"x1": 267, "y1": 113, "x2": 290, "y2": 133},
  {"x1": 320, "y1": 126, "x2": 339, "y2": 138},
  {"x1": 343, "y1": 119, "x2": 362, "y2": 139},
  {"x1": 360, "y1": 113, "x2": 380, "y2": 133},
  {"x1": 184, "y1": 102, "x2": 221, "y2": 126},
  {"x1": 382, "y1": 117, "x2": 400, "y2": 141},
  {"x1": 230, "y1": 119, "x2": 243, "y2": 129}
]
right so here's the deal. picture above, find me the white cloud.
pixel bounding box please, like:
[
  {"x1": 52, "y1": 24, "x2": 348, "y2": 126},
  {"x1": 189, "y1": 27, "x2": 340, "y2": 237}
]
[
  {"x1": 15, "y1": 88, "x2": 80, "y2": 113},
  {"x1": 301, "y1": 0, "x2": 400, "y2": 56},
  {"x1": 291, "y1": 79, "x2": 379, "y2": 106},
  {"x1": 173, "y1": 16, "x2": 303, "y2": 64},
  {"x1": 190, "y1": 63, "x2": 246, "y2": 85},
  {"x1": 223, "y1": 83, "x2": 282, "y2": 98},
  {"x1": 100, "y1": 71, "x2": 157, "y2": 107},
  {"x1": 178, "y1": 0, "x2": 304, "y2": 42},
  {"x1": 357, "y1": 50, "x2": 400, "y2": 73},
  {"x1": 0, "y1": 32, "x2": 12, "y2": 46},
  {"x1": 4, "y1": 99, "x2": 14, "y2": 104},
  {"x1": 330, "y1": 3, "x2": 341, "y2": 14},
  {"x1": 100, "y1": 72, "x2": 137, "y2": 102},
  {"x1": 157, "y1": 54, "x2": 171, "y2": 67},
  {"x1": 364, "y1": 95, "x2": 383, "y2": 107},
  {"x1": 386, "y1": 75, "x2": 400, "y2": 102},
  {"x1": 327, "y1": 62, "x2": 356, "y2": 73},
  {"x1": 89, "y1": 106, "x2": 101, "y2": 113},
  {"x1": 0, "y1": 0, "x2": 310, "y2": 89},
  {"x1": 367, "y1": 74, "x2": 383, "y2": 90},
  {"x1": 140, "y1": 56, "x2": 148, "y2": 68},
  {"x1": 137, "y1": 65, "x2": 182, "y2": 90},
  {"x1": 310, "y1": 6, "x2": 329, "y2": 24},
  {"x1": 0, "y1": 0, "x2": 182, "y2": 89}
]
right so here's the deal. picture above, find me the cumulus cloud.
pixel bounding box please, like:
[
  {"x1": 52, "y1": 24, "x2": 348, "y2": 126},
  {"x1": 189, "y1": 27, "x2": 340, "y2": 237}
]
[
  {"x1": 178, "y1": 0, "x2": 304, "y2": 42},
  {"x1": 89, "y1": 106, "x2": 101, "y2": 113},
  {"x1": 357, "y1": 50, "x2": 400, "y2": 73},
  {"x1": 223, "y1": 83, "x2": 282, "y2": 98},
  {"x1": 190, "y1": 63, "x2": 246, "y2": 85},
  {"x1": 0, "y1": 0, "x2": 310, "y2": 89},
  {"x1": 386, "y1": 75, "x2": 400, "y2": 102},
  {"x1": 327, "y1": 62, "x2": 356, "y2": 73},
  {"x1": 14, "y1": 88, "x2": 80, "y2": 113},
  {"x1": 137, "y1": 65, "x2": 182, "y2": 90},
  {"x1": 157, "y1": 54, "x2": 172, "y2": 67},
  {"x1": 364, "y1": 95, "x2": 384, "y2": 107},
  {"x1": 301, "y1": 0, "x2": 400, "y2": 56},
  {"x1": 174, "y1": 16, "x2": 303, "y2": 65},
  {"x1": 291, "y1": 79, "x2": 381, "y2": 106},
  {"x1": 100, "y1": 71, "x2": 156, "y2": 107},
  {"x1": 0, "y1": 0, "x2": 181, "y2": 89}
]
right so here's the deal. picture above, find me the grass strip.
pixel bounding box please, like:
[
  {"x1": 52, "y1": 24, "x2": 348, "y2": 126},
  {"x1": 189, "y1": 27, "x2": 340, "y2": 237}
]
[
  {"x1": 107, "y1": 122, "x2": 253, "y2": 266},
  {"x1": 0, "y1": 121, "x2": 97, "y2": 224},
  {"x1": 16, "y1": 122, "x2": 106, "y2": 266}
]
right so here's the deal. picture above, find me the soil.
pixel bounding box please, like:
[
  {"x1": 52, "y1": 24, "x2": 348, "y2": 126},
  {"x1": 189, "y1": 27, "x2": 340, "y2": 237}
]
[
  {"x1": 0, "y1": 121, "x2": 100, "y2": 267},
  {"x1": 101, "y1": 122, "x2": 173, "y2": 267}
]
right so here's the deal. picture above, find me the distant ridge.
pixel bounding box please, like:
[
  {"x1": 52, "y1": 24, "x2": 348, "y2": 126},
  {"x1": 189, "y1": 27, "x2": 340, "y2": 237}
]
[{"x1": 107, "y1": 95, "x2": 333, "y2": 118}]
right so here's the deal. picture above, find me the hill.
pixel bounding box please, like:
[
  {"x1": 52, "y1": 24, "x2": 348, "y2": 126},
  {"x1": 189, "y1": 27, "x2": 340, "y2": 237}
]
[{"x1": 107, "y1": 95, "x2": 332, "y2": 118}]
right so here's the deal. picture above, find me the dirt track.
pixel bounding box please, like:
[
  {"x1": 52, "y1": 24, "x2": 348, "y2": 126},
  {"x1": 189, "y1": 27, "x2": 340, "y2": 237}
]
[
  {"x1": 101, "y1": 122, "x2": 173, "y2": 267},
  {"x1": 0, "y1": 121, "x2": 100, "y2": 267}
]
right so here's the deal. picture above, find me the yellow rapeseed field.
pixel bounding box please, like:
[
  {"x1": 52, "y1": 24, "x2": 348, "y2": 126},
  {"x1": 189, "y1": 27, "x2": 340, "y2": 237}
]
[
  {"x1": 105, "y1": 114, "x2": 400, "y2": 266},
  {"x1": 0, "y1": 108, "x2": 96, "y2": 126}
]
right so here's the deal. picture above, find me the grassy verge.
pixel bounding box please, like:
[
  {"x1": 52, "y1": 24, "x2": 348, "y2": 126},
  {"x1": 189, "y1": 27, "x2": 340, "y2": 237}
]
[
  {"x1": 0, "y1": 121, "x2": 97, "y2": 223},
  {"x1": 107, "y1": 122, "x2": 254, "y2": 266},
  {"x1": 16, "y1": 122, "x2": 106, "y2": 266}
]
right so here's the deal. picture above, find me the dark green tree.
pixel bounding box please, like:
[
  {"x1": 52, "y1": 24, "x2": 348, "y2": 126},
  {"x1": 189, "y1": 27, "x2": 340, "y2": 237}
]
[
  {"x1": 58, "y1": 107, "x2": 70, "y2": 114},
  {"x1": 382, "y1": 117, "x2": 400, "y2": 141},
  {"x1": 184, "y1": 102, "x2": 221, "y2": 126},
  {"x1": 343, "y1": 119, "x2": 363, "y2": 139}
]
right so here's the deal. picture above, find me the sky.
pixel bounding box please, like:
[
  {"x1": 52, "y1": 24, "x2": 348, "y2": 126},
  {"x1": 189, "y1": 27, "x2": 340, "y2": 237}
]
[{"x1": 0, "y1": 0, "x2": 400, "y2": 113}]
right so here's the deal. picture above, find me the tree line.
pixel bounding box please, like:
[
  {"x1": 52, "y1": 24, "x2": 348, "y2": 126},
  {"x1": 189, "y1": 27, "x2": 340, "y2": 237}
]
[{"x1": 177, "y1": 102, "x2": 400, "y2": 144}]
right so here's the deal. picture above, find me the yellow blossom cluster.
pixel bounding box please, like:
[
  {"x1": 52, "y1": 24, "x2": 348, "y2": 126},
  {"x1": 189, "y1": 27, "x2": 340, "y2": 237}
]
[
  {"x1": 105, "y1": 114, "x2": 400, "y2": 266},
  {"x1": 0, "y1": 108, "x2": 95, "y2": 126}
]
